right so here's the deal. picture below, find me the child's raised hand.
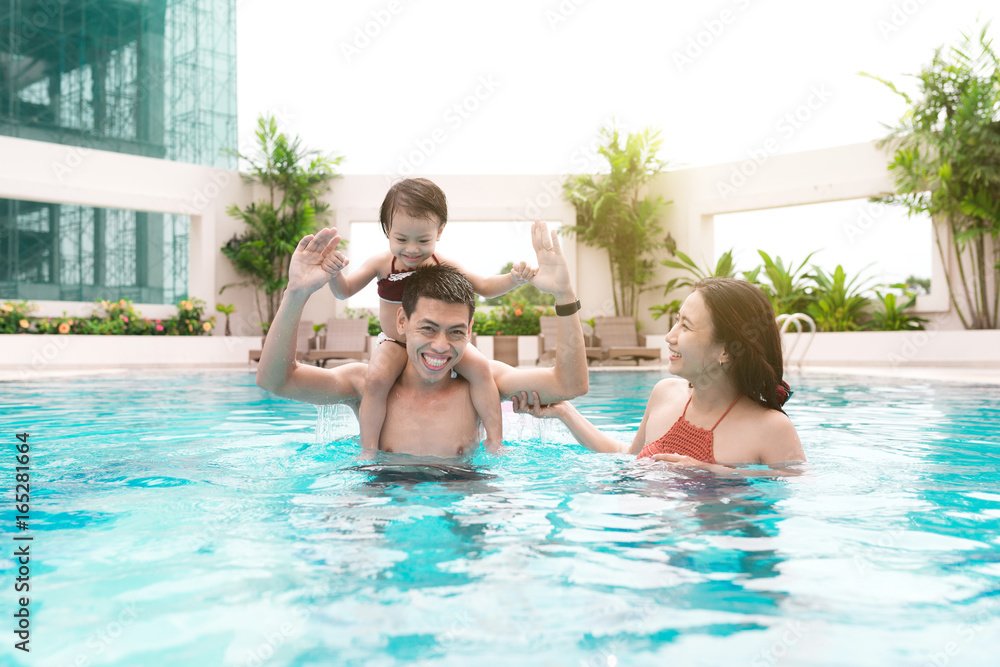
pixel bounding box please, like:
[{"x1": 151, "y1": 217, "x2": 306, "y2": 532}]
[
  {"x1": 509, "y1": 261, "x2": 537, "y2": 286},
  {"x1": 321, "y1": 238, "x2": 350, "y2": 277},
  {"x1": 287, "y1": 228, "x2": 345, "y2": 294}
]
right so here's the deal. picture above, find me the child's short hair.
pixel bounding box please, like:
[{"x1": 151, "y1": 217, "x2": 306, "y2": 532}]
[
  {"x1": 379, "y1": 178, "x2": 448, "y2": 237},
  {"x1": 401, "y1": 264, "x2": 476, "y2": 321}
]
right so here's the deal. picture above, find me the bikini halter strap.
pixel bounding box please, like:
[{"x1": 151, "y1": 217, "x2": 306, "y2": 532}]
[{"x1": 681, "y1": 393, "x2": 741, "y2": 431}]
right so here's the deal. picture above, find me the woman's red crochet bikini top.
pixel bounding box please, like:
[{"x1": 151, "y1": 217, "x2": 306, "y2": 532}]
[{"x1": 637, "y1": 393, "x2": 741, "y2": 463}]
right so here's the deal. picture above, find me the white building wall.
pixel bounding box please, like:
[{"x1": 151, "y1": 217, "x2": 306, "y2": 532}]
[{"x1": 1, "y1": 135, "x2": 969, "y2": 337}]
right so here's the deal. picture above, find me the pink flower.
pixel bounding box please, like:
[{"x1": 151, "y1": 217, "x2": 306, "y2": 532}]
[
  {"x1": 156, "y1": 324, "x2": 164, "y2": 331},
  {"x1": 122, "y1": 316, "x2": 129, "y2": 323}
]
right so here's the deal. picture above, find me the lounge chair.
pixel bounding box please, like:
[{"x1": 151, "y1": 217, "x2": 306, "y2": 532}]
[
  {"x1": 306, "y1": 318, "x2": 370, "y2": 368},
  {"x1": 592, "y1": 316, "x2": 661, "y2": 365},
  {"x1": 249, "y1": 320, "x2": 313, "y2": 365},
  {"x1": 537, "y1": 315, "x2": 606, "y2": 365}
]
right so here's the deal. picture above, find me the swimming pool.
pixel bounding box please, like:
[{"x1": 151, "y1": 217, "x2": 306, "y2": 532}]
[{"x1": 1, "y1": 370, "x2": 999, "y2": 666}]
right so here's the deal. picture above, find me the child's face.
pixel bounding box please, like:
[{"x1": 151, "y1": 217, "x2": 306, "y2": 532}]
[{"x1": 388, "y1": 210, "x2": 444, "y2": 268}]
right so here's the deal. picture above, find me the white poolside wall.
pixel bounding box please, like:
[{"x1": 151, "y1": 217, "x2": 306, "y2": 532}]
[{"x1": 1, "y1": 134, "x2": 992, "y2": 372}]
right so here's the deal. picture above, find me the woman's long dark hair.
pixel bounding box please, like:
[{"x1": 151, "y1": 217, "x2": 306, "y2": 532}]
[{"x1": 694, "y1": 278, "x2": 791, "y2": 412}]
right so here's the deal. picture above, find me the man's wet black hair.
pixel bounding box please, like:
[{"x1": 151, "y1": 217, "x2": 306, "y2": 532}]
[{"x1": 401, "y1": 263, "x2": 475, "y2": 321}]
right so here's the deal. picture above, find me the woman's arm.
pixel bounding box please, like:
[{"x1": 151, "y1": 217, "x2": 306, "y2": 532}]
[{"x1": 511, "y1": 392, "x2": 630, "y2": 454}]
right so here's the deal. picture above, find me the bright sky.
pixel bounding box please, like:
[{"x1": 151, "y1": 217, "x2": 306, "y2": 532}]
[
  {"x1": 238, "y1": 0, "x2": 992, "y2": 173},
  {"x1": 236, "y1": 1, "x2": 992, "y2": 295}
]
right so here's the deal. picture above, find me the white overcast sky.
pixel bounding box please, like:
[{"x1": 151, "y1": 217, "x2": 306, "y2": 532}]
[{"x1": 236, "y1": 1, "x2": 994, "y2": 299}]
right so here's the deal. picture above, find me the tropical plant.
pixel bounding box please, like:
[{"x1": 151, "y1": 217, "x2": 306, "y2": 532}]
[
  {"x1": 215, "y1": 303, "x2": 235, "y2": 336},
  {"x1": 650, "y1": 249, "x2": 754, "y2": 321},
  {"x1": 563, "y1": 123, "x2": 671, "y2": 319},
  {"x1": 862, "y1": 21, "x2": 1000, "y2": 329},
  {"x1": 756, "y1": 250, "x2": 817, "y2": 316},
  {"x1": 871, "y1": 289, "x2": 928, "y2": 331},
  {"x1": 221, "y1": 114, "x2": 343, "y2": 331},
  {"x1": 808, "y1": 265, "x2": 874, "y2": 332}
]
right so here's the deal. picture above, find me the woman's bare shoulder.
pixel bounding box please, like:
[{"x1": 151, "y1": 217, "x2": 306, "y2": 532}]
[
  {"x1": 747, "y1": 404, "x2": 805, "y2": 463},
  {"x1": 648, "y1": 377, "x2": 690, "y2": 409}
]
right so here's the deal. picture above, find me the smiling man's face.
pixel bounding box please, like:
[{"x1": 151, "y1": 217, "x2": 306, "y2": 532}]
[{"x1": 397, "y1": 297, "x2": 473, "y2": 383}]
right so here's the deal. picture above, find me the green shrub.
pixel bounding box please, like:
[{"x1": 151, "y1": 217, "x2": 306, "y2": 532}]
[
  {"x1": 473, "y1": 302, "x2": 554, "y2": 336},
  {"x1": 871, "y1": 290, "x2": 927, "y2": 331},
  {"x1": 0, "y1": 301, "x2": 35, "y2": 333}
]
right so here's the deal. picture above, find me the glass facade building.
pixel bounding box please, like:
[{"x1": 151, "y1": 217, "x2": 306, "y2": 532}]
[{"x1": 0, "y1": 0, "x2": 236, "y2": 304}]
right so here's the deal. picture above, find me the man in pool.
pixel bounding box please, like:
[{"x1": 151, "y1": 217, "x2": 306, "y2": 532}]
[{"x1": 256, "y1": 220, "x2": 589, "y2": 458}]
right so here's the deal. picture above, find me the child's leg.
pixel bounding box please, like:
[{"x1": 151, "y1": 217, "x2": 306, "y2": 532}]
[
  {"x1": 360, "y1": 339, "x2": 408, "y2": 450},
  {"x1": 454, "y1": 344, "x2": 503, "y2": 448}
]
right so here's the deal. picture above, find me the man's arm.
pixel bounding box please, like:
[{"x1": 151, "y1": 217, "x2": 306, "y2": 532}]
[
  {"x1": 491, "y1": 221, "x2": 589, "y2": 403},
  {"x1": 256, "y1": 229, "x2": 365, "y2": 405}
]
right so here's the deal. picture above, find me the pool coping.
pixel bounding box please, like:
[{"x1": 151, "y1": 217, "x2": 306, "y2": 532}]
[
  {"x1": 3, "y1": 363, "x2": 999, "y2": 385},
  {"x1": 585, "y1": 362, "x2": 1000, "y2": 385}
]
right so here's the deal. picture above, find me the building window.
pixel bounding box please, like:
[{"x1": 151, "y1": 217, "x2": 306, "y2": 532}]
[{"x1": 0, "y1": 198, "x2": 189, "y2": 305}]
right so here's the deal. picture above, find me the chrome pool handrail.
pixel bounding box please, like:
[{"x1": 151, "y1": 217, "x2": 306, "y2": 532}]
[{"x1": 777, "y1": 313, "x2": 816, "y2": 370}]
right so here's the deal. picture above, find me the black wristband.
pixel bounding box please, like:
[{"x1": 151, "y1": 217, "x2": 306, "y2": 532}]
[{"x1": 555, "y1": 299, "x2": 581, "y2": 316}]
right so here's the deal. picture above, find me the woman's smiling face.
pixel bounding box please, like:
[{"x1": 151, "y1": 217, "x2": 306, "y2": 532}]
[{"x1": 664, "y1": 290, "x2": 728, "y2": 382}]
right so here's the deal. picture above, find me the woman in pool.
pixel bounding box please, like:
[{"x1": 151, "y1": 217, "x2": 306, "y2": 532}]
[{"x1": 513, "y1": 278, "x2": 805, "y2": 473}]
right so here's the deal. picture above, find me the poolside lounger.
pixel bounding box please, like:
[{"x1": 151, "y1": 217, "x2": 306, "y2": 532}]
[
  {"x1": 249, "y1": 320, "x2": 313, "y2": 364},
  {"x1": 592, "y1": 316, "x2": 661, "y2": 365},
  {"x1": 306, "y1": 318, "x2": 370, "y2": 368},
  {"x1": 537, "y1": 315, "x2": 605, "y2": 365}
]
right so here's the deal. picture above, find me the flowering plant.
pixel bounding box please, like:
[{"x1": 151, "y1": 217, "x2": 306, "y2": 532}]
[
  {"x1": 0, "y1": 301, "x2": 36, "y2": 333},
  {"x1": 168, "y1": 298, "x2": 213, "y2": 336},
  {"x1": 473, "y1": 302, "x2": 554, "y2": 336},
  {"x1": 0, "y1": 298, "x2": 214, "y2": 336}
]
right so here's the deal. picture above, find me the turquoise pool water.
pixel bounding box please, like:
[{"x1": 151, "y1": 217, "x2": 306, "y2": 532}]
[{"x1": 1, "y1": 370, "x2": 999, "y2": 666}]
